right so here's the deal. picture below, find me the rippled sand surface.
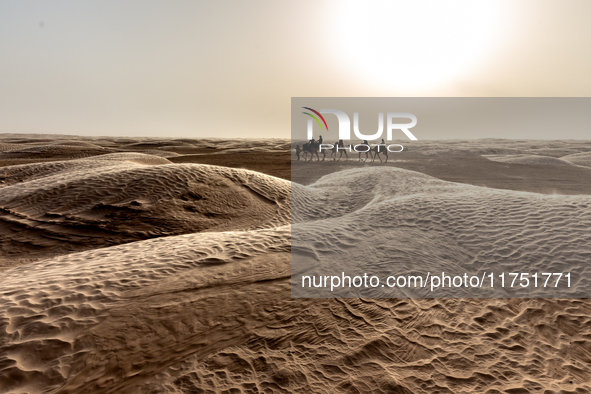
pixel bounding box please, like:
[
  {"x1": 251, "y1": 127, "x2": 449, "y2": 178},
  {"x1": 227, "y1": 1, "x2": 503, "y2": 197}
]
[
  {"x1": 291, "y1": 167, "x2": 591, "y2": 298},
  {"x1": 0, "y1": 136, "x2": 590, "y2": 393}
]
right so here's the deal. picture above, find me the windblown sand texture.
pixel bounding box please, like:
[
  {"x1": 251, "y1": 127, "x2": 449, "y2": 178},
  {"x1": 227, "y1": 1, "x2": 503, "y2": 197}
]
[
  {"x1": 291, "y1": 167, "x2": 591, "y2": 298},
  {"x1": 0, "y1": 153, "x2": 289, "y2": 267},
  {"x1": 1, "y1": 136, "x2": 591, "y2": 393}
]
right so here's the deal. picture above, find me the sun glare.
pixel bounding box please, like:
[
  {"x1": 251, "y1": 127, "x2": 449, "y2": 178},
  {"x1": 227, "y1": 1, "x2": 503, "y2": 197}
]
[{"x1": 331, "y1": 0, "x2": 507, "y2": 91}]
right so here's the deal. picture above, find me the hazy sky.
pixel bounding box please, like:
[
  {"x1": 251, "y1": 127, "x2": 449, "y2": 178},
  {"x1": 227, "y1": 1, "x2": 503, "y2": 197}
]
[{"x1": 1, "y1": 0, "x2": 591, "y2": 138}]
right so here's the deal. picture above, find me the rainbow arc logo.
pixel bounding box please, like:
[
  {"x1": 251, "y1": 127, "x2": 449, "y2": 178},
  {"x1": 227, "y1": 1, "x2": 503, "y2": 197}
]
[{"x1": 301, "y1": 107, "x2": 328, "y2": 134}]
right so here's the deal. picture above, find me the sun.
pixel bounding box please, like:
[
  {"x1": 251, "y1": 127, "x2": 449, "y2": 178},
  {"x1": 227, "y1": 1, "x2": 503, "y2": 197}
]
[{"x1": 330, "y1": 0, "x2": 507, "y2": 91}]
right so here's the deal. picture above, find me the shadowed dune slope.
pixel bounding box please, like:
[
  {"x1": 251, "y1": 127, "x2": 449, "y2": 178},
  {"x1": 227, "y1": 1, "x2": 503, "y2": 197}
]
[
  {"x1": 0, "y1": 153, "x2": 290, "y2": 267},
  {"x1": 0, "y1": 166, "x2": 590, "y2": 393}
]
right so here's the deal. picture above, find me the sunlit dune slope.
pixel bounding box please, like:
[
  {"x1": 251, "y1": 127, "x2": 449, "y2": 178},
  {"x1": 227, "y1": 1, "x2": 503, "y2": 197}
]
[{"x1": 0, "y1": 153, "x2": 290, "y2": 266}]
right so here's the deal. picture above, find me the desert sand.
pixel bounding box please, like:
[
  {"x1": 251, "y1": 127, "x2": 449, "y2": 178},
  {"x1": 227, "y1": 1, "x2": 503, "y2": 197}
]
[{"x1": 1, "y1": 135, "x2": 590, "y2": 393}]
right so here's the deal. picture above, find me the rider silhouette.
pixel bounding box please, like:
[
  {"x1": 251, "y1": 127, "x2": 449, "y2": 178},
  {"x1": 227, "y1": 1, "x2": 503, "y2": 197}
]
[{"x1": 359, "y1": 140, "x2": 369, "y2": 161}]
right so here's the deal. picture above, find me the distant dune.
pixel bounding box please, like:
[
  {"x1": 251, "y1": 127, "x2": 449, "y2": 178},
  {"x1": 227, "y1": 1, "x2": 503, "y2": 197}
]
[
  {"x1": 484, "y1": 154, "x2": 574, "y2": 166},
  {"x1": 562, "y1": 152, "x2": 591, "y2": 167}
]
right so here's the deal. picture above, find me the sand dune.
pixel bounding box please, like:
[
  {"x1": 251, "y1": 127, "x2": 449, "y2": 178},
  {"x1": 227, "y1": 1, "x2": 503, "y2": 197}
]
[
  {"x1": 483, "y1": 154, "x2": 574, "y2": 166},
  {"x1": 561, "y1": 152, "x2": 591, "y2": 167},
  {"x1": 0, "y1": 144, "x2": 113, "y2": 160},
  {"x1": 0, "y1": 226, "x2": 291, "y2": 393},
  {"x1": 0, "y1": 136, "x2": 294, "y2": 176},
  {"x1": 1, "y1": 137, "x2": 591, "y2": 394},
  {"x1": 217, "y1": 147, "x2": 291, "y2": 154},
  {"x1": 133, "y1": 150, "x2": 181, "y2": 158},
  {"x1": 0, "y1": 144, "x2": 29, "y2": 153},
  {"x1": 0, "y1": 153, "x2": 290, "y2": 268},
  {"x1": 118, "y1": 141, "x2": 197, "y2": 150},
  {"x1": 1, "y1": 159, "x2": 590, "y2": 393},
  {"x1": 6, "y1": 236, "x2": 590, "y2": 393},
  {"x1": 46, "y1": 141, "x2": 106, "y2": 148},
  {"x1": 292, "y1": 167, "x2": 591, "y2": 298}
]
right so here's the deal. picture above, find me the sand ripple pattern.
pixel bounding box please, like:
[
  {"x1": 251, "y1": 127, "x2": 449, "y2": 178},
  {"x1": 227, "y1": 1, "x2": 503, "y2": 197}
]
[
  {"x1": 0, "y1": 153, "x2": 290, "y2": 265},
  {"x1": 292, "y1": 167, "x2": 591, "y2": 298},
  {"x1": 0, "y1": 227, "x2": 290, "y2": 393},
  {"x1": 0, "y1": 164, "x2": 590, "y2": 393}
]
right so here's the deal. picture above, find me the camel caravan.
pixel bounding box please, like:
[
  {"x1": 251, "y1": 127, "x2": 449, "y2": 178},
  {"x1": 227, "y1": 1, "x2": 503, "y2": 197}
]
[{"x1": 296, "y1": 136, "x2": 401, "y2": 163}]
